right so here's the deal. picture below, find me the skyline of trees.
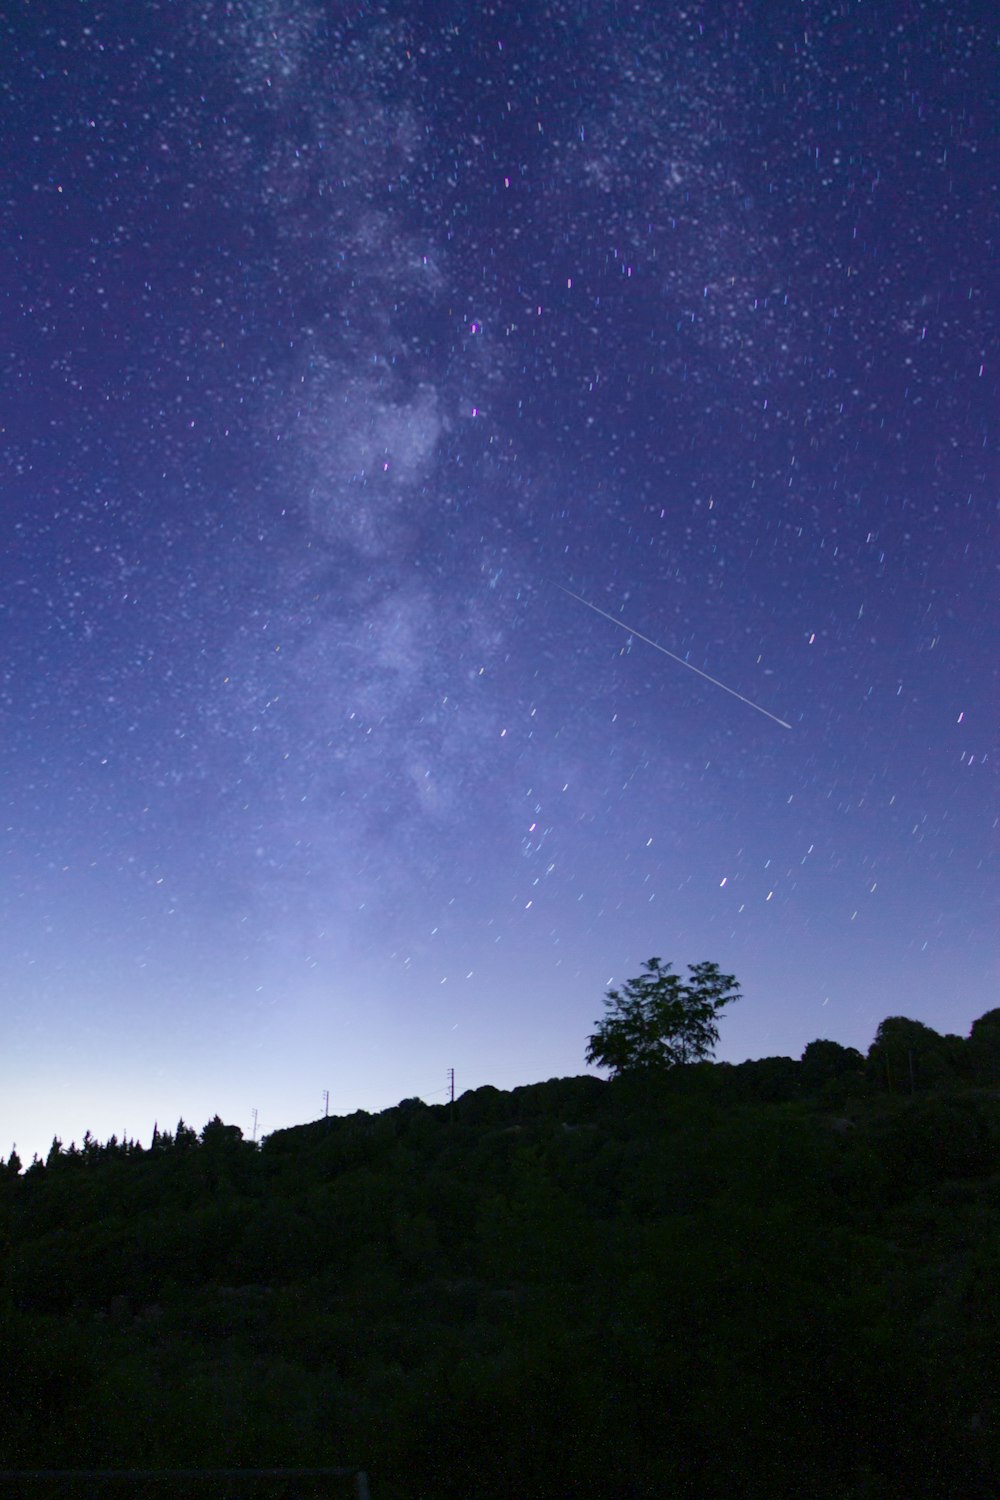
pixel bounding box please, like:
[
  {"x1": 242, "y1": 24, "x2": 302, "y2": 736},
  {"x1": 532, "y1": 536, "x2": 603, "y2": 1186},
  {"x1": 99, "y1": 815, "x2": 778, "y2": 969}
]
[{"x1": 4, "y1": 1001, "x2": 998, "y2": 1176}]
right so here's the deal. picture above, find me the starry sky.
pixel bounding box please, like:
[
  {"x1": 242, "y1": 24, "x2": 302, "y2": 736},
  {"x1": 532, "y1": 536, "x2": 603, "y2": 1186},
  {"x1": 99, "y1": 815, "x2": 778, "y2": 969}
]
[{"x1": 2, "y1": 0, "x2": 995, "y2": 1163}]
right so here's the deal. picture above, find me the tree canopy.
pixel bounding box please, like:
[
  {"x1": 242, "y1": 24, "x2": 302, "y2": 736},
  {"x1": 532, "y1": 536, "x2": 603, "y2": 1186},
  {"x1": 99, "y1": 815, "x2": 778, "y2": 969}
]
[{"x1": 586, "y1": 957, "x2": 741, "y2": 1076}]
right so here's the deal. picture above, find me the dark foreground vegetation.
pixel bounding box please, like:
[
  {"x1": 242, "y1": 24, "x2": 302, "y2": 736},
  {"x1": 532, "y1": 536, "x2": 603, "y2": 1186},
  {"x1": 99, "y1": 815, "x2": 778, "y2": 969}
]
[{"x1": 2, "y1": 1010, "x2": 998, "y2": 1499}]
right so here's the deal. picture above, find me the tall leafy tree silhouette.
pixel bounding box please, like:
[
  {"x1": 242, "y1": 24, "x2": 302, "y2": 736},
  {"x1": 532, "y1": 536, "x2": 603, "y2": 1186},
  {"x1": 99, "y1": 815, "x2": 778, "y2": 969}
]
[{"x1": 586, "y1": 958, "x2": 741, "y2": 1075}]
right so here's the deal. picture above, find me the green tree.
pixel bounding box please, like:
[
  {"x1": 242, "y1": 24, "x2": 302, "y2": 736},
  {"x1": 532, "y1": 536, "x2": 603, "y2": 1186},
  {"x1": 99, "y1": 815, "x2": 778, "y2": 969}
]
[{"x1": 586, "y1": 957, "x2": 741, "y2": 1076}]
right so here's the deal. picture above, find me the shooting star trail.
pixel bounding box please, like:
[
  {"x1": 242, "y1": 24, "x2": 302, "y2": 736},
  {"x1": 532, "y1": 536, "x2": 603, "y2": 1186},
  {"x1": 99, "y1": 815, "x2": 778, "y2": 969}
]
[{"x1": 557, "y1": 585, "x2": 792, "y2": 730}]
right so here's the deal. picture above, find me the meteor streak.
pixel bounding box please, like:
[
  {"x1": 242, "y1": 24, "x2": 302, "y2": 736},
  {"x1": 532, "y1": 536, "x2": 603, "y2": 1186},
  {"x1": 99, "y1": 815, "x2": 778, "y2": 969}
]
[{"x1": 557, "y1": 585, "x2": 792, "y2": 730}]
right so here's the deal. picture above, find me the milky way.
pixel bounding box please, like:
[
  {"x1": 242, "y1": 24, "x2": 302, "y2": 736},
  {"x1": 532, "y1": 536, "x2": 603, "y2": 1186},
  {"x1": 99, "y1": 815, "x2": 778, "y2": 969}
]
[{"x1": 2, "y1": 0, "x2": 995, "y2": 1161}]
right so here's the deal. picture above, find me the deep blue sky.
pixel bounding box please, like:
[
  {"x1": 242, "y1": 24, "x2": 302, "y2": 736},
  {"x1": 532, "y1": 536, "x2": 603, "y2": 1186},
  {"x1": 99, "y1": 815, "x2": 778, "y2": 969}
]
[{"x1": 2, "y1": 0, "x2": 995, "y2": 1163}]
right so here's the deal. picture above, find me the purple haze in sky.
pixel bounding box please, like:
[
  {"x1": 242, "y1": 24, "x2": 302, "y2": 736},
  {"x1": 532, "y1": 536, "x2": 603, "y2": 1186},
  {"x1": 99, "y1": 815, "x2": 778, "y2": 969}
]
[{"x1": 2, "y1": 0, "x2": 995, "y2": 1163}]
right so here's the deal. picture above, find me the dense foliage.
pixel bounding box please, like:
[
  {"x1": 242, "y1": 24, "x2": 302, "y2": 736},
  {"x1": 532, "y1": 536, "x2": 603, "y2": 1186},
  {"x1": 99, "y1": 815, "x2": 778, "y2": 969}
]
[
  {"x1": 586, "y1": 958, "x2": 741, "y2": 1073},
  {"x1": 1, "y1": 1011, "x2": 998, "y2": 1499}
]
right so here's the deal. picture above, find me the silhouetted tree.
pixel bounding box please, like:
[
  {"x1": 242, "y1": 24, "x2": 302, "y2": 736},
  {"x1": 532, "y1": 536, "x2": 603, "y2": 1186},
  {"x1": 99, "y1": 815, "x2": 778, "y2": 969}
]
[
  {"x1": 967, "y1": 1008, "x2": 1000, "y2": 1085},
  {"x1": 867, "y1": 1016, "x2": 954, "y2": 1093},
  {"x1": 800, "y1": 1038, "x2": 864, "y2": 1094},
  {"x1": 200, "y1": 1115, "x2": 244, "y2": 1149},
  {"x1": 586, "y1": 958, "x2": 741, "y2": 1076},
  {"x1": 729, "y1": 1055, "x2": 800, "y2": 1102}
]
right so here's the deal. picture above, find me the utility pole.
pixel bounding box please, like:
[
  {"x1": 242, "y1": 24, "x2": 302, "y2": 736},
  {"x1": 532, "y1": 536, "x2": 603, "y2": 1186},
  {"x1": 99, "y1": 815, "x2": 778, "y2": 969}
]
[
  {"x1": 251, "y1": 1107, "x2": 259, "y2": 1144},
  {"x1": 447, "y1": 1067, "x2": 455, "y2": 1124},
  {"x1": 323, "y1": 1088, "x2": 330, "y2": 1118}
]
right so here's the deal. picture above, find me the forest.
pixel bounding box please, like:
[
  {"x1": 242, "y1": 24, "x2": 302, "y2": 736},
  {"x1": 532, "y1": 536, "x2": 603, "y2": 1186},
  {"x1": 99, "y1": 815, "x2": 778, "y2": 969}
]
[{"x1": 1, "y1": 1007, "x2": 998, "y2": 1499}]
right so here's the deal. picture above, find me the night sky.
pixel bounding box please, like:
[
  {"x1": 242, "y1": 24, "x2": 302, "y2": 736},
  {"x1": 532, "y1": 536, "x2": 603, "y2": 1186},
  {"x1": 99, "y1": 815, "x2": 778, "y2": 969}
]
[{"x1": 3, "y1": 1, "x2": 995, "y2": 1164}]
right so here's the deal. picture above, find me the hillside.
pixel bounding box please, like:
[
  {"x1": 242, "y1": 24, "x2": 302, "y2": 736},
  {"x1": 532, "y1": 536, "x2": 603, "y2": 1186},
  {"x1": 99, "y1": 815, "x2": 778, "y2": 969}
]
[{"x1": 2, "y1": 1037, "x2": 998, "y2": 1498}]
